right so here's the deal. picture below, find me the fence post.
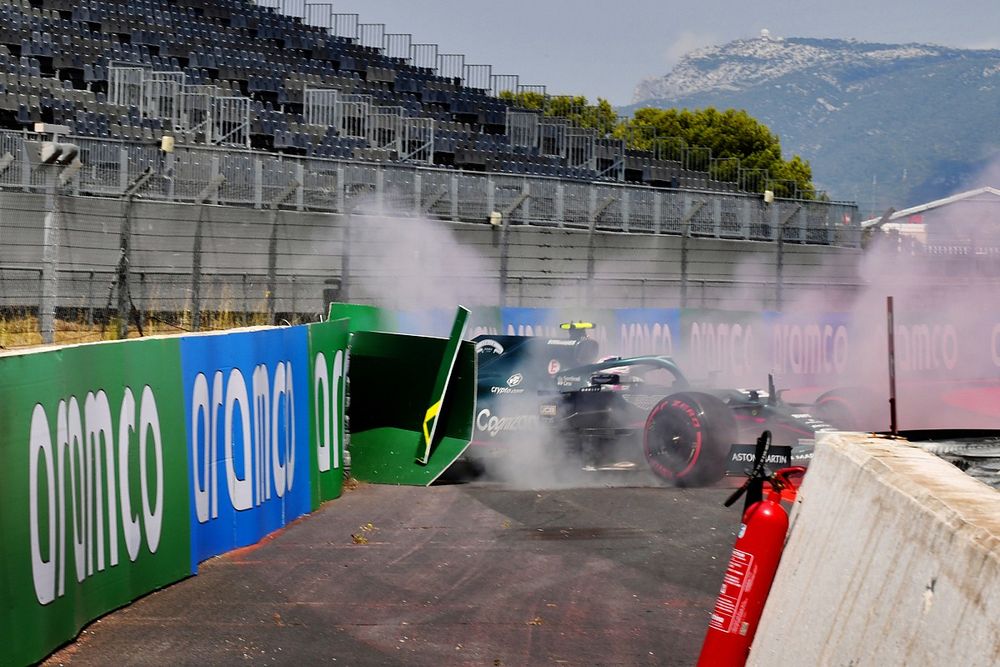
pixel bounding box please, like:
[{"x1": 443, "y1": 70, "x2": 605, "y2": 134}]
[
  {"x1": 191, "y1": 205, "x2": 205, "y2": 331},
  {"x1": 20, "y1": 140, "x2": 30, "y2": 191},
  {"x1": 242, "y1": 273, "x2": 249, "y2": 326},
  {"x1": 253, "y1": 158, "x2": 263, "y2": 209},
  {"x1": 653, "y1": 191, "x2": 663, "y2": 234},
  {"x1": 556, "y1": 182, "x2": 565, "y2": 227},
  {"x1": 116, "y1": 201, "x2": 132, "y2": 339},
  {"x1": 622, "y1": 188, "x2": 631, "y2": 233},
  {"x1": 210, "y1": 156, "x2": 221, "y2": 205},
  {"x1": 165, "y1": 151, "x2": 176, "y2": 201},
  {"x1": 486, "y1": 175, "x2": 495, "y2": 220},
  {"x1": 268, "y1": 209, "x2": 280, "y2": 324},
  {"x1": 498, "y1": 205, "x2": 509, "y2": 306},
  {"x1": 296, "y1": 162, "x2": 305, "y2": 211},
  {"x1": 86, "y1": 270, "x2": 95, "y2": 325},
  {"x1": 522, "y1": 179, "x2": 531, "y2": 224},
  {"x1": 450, "y1": 173, "x2": 459, "y2": 221},
  {"x1": 336, "y1": 163, "x2": 346, "y2": 213},
  {"x1": 413, "y1": 172, "x2": 422, "y2": 217},
  {"x1": 119, "y1": 147, "x2": 129, "y2": 194},
  {"x1": 40, "y1": 168, "x2": 60, "y2": 343}
]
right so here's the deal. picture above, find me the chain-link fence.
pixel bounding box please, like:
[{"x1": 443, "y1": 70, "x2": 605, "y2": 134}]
[
  {"x1": 0, "y1": 188, "x2": 341, "y2": 348},
  {"x1": 0, "y1": 130, "x2": 869, "y2": 348}
]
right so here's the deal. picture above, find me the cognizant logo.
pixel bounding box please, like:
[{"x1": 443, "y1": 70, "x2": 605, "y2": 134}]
[{"x1": 29, "y1": 386, "x2": 164, "y2": 606}]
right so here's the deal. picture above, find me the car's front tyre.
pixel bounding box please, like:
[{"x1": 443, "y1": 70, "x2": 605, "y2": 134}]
[{"x1": 642, "y1": 392, "x2": 736, "y2": 487}]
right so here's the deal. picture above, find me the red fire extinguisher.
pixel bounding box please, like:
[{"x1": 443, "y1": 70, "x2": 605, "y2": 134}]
[{"x1": 697, "y1": 431, "x2": 805, "y2": 667}]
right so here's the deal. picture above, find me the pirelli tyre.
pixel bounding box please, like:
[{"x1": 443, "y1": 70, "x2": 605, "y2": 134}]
[{"x1": 642, "y1": 392, "x2": 737, "y2": 487}]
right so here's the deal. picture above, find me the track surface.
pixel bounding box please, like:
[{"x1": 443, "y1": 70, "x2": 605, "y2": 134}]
[{"x1": 44, "y1": 475, "x2": 738, "y2": 667}]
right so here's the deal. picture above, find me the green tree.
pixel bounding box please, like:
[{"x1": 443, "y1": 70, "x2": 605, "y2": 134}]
[
  {"x1": 499, "y1": 92, "x2": 620, "y2": 137},
  {"x1": 620, "y1": 107, "x2": 814, "y2": 197},
  {"x1": 498, "y1": 93, "x2": 816, "y2": 198}
]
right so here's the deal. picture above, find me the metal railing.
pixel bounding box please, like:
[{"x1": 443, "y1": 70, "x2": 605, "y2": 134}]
[{"x1": 0, "y1": 130, "x2": 860, "y2": 247}]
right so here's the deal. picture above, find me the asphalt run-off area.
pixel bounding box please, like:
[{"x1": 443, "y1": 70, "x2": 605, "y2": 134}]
[{"x1": 43, "y1": 474, "x2": 738, "y2": 666}]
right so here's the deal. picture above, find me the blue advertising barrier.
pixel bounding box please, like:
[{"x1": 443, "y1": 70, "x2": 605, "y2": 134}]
[
  {"x1": 181, "y1": 327, "x2": 312, "y2": 568},
  {"x1": 614, "y1": 308, "x2": 682, "y2": 358}
]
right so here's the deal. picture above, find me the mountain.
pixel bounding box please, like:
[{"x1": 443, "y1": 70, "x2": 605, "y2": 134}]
[{"x1": 628, "y1": 35, "x2": 1000, "y2": 212}]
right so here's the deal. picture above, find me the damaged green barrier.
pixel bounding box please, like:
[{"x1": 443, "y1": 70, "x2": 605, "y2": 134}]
[{"x1": 347, "y1": 307, "x2": 476, "y2": 486}]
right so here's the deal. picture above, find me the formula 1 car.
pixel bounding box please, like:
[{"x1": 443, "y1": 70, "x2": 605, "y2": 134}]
[{"x1": 472, "y1": 323, "x2": 838, "y2": 486}]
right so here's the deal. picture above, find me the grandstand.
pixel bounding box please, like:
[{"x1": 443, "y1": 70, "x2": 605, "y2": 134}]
[
  {"x1": 0, "y1": 0, "x2": 864, "y2": 346},
  {"x1": 1, "y1": 0, "x2": 751, "y2": 188}
]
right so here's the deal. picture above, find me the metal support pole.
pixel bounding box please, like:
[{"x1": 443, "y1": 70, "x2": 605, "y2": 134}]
[
  {"x1": 450, "y1": 173, "x2": 459, "y2": 221},
  {"x1": 486, "y1": 176, "x2": 496, "y2": 219},
  {"x1": 887, "y1": 296, "x2": 898, "y2": 435},
  {"x1": 267, "y1": 179, "x2": 301, "y2": 323},
  {"x1": 191, "y1": 205, "x2": 206, "y2": 331},
  {"x1": 40, "y1": 168, "x2": 59, "y2": 344},
  {"x1": 336, "y1": 164, "x2": 346, "y2": 213},
  {"x1": 555, "y1": 182, "x2": 565, "y2": 228},
  {"x1": 375, "y1": 166, "x2": 385, "y2": 215},
  {"x1": 253, "y1": 158, "x2": 263, "y2": 209},
  {"x1": 340, "y1": 213, "x2": 351, "y2": 303},
  {"x1": 191, "y1": 174, "x2": 226, "y2": 331},
  {"x1": 775, "y1": 204, "x2": 802, "y2": 310},
  {"x1": 653, "y1": 191, "x2": 662, "y2": 234},
  {"x1": 679, "y1": 198, "x2": 705, "y2": 308},
  {"x1": 413, "y1": 172, "x2": 422, "y2": 217},
  {"x1": 522, "y1": 180, "x2": 531, "y2": 223},
  {"x1": 498, "y1": 214, "x2": 509, "y2": 306},
  {"x1": 622, "y1": 189, "x2": 630, "y2": 233},
  {"x1": 116, "y1": 201, "x2": 133, "y2": 339}
]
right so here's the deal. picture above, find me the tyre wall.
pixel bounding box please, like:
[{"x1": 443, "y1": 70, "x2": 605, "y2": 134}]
[{"x1": 749, "y1": 433, "x2": 1000, "y2": 666}]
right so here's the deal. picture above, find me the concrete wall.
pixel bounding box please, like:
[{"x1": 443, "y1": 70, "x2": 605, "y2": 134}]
[
  {"x1": 0, "y1": 191, "x2": 864, "y2": 314},
  {"x1": 749, "y1": 433, "x2": 1000, "y2": 666}
]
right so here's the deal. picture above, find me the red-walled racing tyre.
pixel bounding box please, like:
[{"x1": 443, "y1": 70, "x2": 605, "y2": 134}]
[{"x1": 643, "y1": 392, "x2": 737, "y2": 487}]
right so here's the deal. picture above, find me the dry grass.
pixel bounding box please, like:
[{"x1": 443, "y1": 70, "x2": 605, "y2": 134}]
[{"x1": 0, "y1": 310, "x2": 280, "y2": 351}]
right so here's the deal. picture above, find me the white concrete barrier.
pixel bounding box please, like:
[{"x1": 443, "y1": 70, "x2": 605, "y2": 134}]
[{"x1": 749, "y1": 432, "x2": 1000, "y2": 666}]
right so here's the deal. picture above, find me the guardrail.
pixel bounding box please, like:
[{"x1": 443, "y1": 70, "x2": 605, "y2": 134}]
[{"x1": 0, "y1": 129, "x2": 861, "y2": 247}]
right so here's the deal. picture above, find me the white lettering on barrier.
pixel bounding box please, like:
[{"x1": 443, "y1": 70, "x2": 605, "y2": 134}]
[
  {"x1": 619, "y1": 323, "x2": 673, "y2": 357},
  {"x1": 772, "y1": 324, "x2": 849, "y2": 375},
  {"x1": 224, "y1": 369, "x2": 253, "y2": 511},
  {"x1": 118, "y1": 388, "x2": 141, "y2": 562},
  {"x1": 314, "y1": 350, "x2": 345, "y2": 474},
  {"x1": 30, "y1": 386, "x2": 164, "y2": 606},
  {"x1": 690, "y1": 322, "x2": 753, "y2": 376},
  {"x1": 895, "y1": 324, "x2": 958, "y2": 372},
  {"x1": 29, "y1": 405, "x2": 56, "y2": 605},
  {"x1": 139, "y1": 386, "x2": 163, "y2": 554},
  {"x1": 190, "y1": 361, "x2": 297, "y2": 523}
]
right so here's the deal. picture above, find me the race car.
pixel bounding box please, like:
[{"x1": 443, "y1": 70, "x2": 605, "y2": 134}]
[{"x1": 472, "y1": 322, "x2": 840, "y2": 486}]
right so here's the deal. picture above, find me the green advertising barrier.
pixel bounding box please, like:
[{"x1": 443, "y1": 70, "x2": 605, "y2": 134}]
[
  {"x1": 307, "y1": 318, "x2": 351, "y2": 508},
  {"x1": 348, "y1": 328, "x2": 476, "y2": 486},
  {"x1": 328, "y1": 302, "x2": 399, "y2": 333},
  {"x1": 0, "y1": 338, "x2": 191, "y2": 667}
]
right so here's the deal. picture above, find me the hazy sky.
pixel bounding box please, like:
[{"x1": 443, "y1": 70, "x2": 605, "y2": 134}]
[{"x1": 319, "y1": 0, "x2": 1000, "y2": 105}]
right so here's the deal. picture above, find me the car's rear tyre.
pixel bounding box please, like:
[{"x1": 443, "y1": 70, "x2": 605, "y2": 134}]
[{"x1": 643, "y1": 392, "x2": 736, "y2": 487}]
